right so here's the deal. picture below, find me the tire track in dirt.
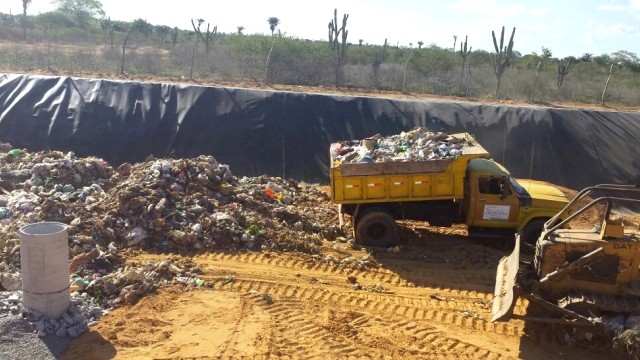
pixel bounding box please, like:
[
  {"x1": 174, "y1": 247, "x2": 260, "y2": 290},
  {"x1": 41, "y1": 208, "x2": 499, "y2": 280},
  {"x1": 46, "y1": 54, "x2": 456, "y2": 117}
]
[
  {"x1": 197, "y1": 252, "x2": 497, "y2": 294},
  {"x1": 245, "y1": 293, "x2": 510, "y2": 359},
  {"x1": 196, "y1": 263, "x2": 526, "y2": 338},
  {"x1": 127, "y1": 251, "x2": 536, "y2": 357}
]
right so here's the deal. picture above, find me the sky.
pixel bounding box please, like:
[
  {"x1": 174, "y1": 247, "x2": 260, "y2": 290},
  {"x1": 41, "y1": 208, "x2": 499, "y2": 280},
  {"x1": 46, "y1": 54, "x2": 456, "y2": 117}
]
[{"x1": 13, "y1": 0, "x2": 640, "y2": 58}]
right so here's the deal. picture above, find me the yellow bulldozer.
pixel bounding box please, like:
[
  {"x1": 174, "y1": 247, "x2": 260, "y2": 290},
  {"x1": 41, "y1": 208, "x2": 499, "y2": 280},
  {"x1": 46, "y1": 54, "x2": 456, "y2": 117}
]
[{"x1": 492, "y1": 184, "x2": 640, "y2": 327}]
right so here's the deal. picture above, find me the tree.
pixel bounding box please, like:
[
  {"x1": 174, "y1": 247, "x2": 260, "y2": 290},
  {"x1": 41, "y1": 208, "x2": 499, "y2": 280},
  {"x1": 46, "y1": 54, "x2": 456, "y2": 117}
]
[
  {"x1": 171, "y1": 27, "x2": 178, "y2": 48},
  {"x1": 490, "y1": 26, "x2": 516, "y2": 97},
  {"x1": 267, "y1": 16, "x2": 280, "y2": 36},
  {"x1": 611, "y1": 50, "x2": 640, "y2": 70},
  {"x1": 154, "y1": 25, "x2": 171, "y2": 49},
  {"x1": 120, "y1": 18, "x2": 151, "y2": 74},
  {"x1": 328, "y1": 8, "x2": 349, "y2": 87},
  {"x1": 51, "y1": 0, "x2": 105, "y2": 27},
  {"x1": 417, "y1": 41, "x2": 423, "y2": 49},
  {"x1": 601, "y1": 62, "x2": 622, "y2": 106},
  {"x1": 264, "y1": 16, "x2": 280, "y2": 83},
  {"x1": 579, "y1": 53, "x2": 593, "y2": 62},
  {"x1": 100, "y1": 17, "x2": 115, "y2": 48},
  {"x1": 452, "y1": 35, "x2": 457, "y2": 52},
  {"x1": 21, "y1": 0, "x2": 32, "y2": 40},
  {"x1": 402, "y1": 47, "x2": 415, "y2": 92},
  {"x1": 531, "y1": 46, "x2": 552, "y2": 100},
  {"x1": 237, "y1": 26, "x2": 244, "y2": 35}
]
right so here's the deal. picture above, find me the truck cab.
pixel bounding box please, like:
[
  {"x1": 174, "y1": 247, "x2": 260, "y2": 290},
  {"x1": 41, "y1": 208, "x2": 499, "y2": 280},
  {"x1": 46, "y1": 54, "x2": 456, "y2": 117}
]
[{"x1": 464, "y1": 159, "x2": 568, "y2": 244}]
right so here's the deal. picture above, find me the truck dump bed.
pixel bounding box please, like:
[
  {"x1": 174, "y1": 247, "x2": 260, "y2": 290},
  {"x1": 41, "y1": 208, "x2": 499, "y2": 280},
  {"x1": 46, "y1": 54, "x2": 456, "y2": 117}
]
[{"x1": 330, "y1": 132, "x2": 489, "y2": 204}]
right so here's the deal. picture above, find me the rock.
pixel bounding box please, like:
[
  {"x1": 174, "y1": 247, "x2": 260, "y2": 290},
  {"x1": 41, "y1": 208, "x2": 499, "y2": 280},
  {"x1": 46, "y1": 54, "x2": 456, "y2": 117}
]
[
  {"x1": 68, "y1": 326, "x2": 81, "y2": 337},
  {"x1": 69, "y1": 248, "x2": 100, "y2": 273},
  {"x1": 1, "y1": 273, "x2": 21, "y2": 291}
]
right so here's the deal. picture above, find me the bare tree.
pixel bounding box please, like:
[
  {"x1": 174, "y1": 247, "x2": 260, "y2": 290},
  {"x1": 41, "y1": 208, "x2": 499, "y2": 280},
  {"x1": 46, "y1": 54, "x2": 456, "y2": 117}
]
[
  {"x1": 21, "y1": 0, "x2": 32, "y2": 40},
  {"x1": 402, "y1": 49, "x2": 415, "y2": 92},
  {"x1": 154, "y1": 25, "x2": 171, "y2": 49},
  {"x1": 601, "y1": 63, "x2": 622, "y2": 106},
  {"x1": 372, "y1": 38, "x2": 388, "y2": 89},
  {"x1": 120, "y1": 19, "x2": 152, "y2": 74}
]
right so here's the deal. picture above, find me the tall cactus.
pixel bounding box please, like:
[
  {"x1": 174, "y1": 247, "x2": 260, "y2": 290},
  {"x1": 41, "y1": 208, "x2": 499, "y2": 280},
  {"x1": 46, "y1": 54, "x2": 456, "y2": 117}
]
[
  {"x1": 491, "y1": 26, "x2": 516, "y2": 97},
  {"x1": 328, "y1": 8, "x2": 349, "y2": 87},
  {"x1": 557, "y1": 58, "x2": 572, "y2": 88},
  {"x1": 191, "y1": 19, "x2": 217, "y2": 55},
  {"x1": 459, "y1": 35, "x2": 472, "y2": 82}
]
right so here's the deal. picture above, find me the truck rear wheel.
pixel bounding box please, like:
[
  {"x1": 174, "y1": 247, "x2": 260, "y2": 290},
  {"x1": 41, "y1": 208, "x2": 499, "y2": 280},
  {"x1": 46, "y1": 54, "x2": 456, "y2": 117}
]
[{"x1": 356, "y1": 210, "x2": 399, "y2": 247}]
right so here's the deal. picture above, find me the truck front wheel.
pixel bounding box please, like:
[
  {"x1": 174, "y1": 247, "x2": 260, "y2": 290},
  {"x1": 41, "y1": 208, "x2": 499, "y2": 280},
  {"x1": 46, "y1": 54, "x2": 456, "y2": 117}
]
[
  {"x1": 356, "y1": 210, "x2": 399, "y2": 247},
  {"x1": 521, "y1": 219, "x2": 547, "y2": 248}
]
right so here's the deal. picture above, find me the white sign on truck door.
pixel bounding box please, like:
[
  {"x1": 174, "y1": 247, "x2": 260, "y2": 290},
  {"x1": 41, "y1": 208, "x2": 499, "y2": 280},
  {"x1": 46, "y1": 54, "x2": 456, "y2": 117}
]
[{"x1": 483, "y1": 205, "x2": 510, "y2": 220}]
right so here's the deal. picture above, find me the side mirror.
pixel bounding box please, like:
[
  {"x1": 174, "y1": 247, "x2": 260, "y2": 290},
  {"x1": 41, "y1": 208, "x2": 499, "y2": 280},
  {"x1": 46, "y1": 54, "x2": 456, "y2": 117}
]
[{"x1": 500, "y1": 182, "x2": 510, "y2": 199}]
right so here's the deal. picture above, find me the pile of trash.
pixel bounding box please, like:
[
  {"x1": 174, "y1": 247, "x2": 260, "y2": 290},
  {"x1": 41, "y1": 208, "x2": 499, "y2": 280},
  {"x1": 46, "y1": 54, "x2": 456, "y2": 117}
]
[
  {"x1": 330, "y1": 127, "x2": 474, "y2": 165},
  {"x1": 0, "y1": 151, "x2": 347, "y2": 268},
  {"x1": 0, "y1": 145, "x2": 351, "y2": 330}
]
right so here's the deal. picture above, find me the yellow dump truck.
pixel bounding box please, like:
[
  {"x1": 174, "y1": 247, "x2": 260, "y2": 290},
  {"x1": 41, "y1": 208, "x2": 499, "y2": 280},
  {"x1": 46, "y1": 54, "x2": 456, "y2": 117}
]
[{"x1": 331, "y1": 132, "x2": 569, "y2": 247}]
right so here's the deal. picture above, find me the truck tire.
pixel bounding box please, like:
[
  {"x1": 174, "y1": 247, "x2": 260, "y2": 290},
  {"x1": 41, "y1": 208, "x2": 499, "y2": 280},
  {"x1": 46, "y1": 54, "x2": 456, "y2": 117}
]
[
  {"x1": 521, "y1": 219, "x2": 547, "y2": 248},
  {"x1": 356, "y1": 210, "x2": 399, "y2": 247}
]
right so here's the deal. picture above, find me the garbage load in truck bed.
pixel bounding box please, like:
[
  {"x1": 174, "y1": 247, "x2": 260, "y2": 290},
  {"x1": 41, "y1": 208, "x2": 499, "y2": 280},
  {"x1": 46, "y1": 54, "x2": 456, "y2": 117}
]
[{"x1": 330, "y1": 130, "x2": 490, "y2": 203}]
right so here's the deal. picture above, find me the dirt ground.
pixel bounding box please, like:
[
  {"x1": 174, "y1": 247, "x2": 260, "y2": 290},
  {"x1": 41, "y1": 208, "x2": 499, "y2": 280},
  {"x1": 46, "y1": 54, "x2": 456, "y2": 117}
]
[{"x1": 61, "y1": 220, "x2": 617, "y2": 360}]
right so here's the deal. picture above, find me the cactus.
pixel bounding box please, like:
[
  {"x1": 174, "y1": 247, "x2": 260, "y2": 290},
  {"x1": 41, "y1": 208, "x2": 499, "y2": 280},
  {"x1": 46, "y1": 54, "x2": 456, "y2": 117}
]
[
  {"x1": 459, "y1": 35, "x2": 472, "y2": 82},
  {"x1": 372, "y1": 38, "x2": 388, "y2": 89},
  {"x1": 557, "y1": 58, "x2": 572, "y2": 88},
  {"x1": 491, "y1": 26, "x2": 516, "y2": 97},
  {"x1": 328, "y1": 8, "x2": 350, "y2": 87},
  {"x1": 191, "y1": 19, "x2": 217, "y2": 55}
]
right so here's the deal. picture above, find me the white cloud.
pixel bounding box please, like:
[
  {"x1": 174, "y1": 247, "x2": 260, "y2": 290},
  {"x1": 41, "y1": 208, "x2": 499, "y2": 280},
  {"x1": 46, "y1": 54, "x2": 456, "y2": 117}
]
[
  {"x1": 530, "y1": 23, "x2": 552, "y2": 32},
  {"x1": 531, "y1": 7, "x2": 551, "y2": 16},
  {"x1": 597, "y1": 4, "x2": 627, "y2": 11},
  {"x1": 446, "y1": 0, "x2": 498, "y2": 12},
  {"x1": 496, "y1": 4, "x2": 526, "y2": 17}
]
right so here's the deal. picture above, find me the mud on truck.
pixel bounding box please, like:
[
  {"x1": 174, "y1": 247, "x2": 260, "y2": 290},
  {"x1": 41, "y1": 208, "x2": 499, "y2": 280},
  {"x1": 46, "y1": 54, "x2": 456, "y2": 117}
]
[{"x1": 330, "y1": 128, "x2": 569, "y2": 247}]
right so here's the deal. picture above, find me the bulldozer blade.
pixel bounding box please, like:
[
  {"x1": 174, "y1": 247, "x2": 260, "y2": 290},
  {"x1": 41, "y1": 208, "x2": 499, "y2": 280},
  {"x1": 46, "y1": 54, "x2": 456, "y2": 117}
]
[{"x1": 491, "y1": 235, "x2": 521, "y2": 322}]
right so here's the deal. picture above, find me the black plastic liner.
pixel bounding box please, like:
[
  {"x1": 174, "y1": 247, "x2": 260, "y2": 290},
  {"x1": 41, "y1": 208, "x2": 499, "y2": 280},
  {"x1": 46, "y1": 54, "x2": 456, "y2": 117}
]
[{"x1": 1, "y1": 73, "x2": 639, "y2": 190}]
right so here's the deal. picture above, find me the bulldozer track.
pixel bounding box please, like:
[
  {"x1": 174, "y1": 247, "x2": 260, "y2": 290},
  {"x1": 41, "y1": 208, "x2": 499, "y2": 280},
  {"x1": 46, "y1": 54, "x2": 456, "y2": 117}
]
[
  {"x1": 108, "y1": 251, "x2": 589, "y2": 358},
  {"x1": 205, "y1": 277, "x2": 524, "y2": 338},
  {"x1": 246, "y1": 293, "x2": 509, "y2": 359},
  {"x1": 196, "y1": 252, "x2": 496, "y2": 293}
]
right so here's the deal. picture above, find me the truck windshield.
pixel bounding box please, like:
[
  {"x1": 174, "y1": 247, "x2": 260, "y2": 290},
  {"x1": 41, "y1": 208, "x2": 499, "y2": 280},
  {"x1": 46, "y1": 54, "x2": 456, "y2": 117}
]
[{"x1": 509, "y1": 177, "x2": 528, "y2": 197}]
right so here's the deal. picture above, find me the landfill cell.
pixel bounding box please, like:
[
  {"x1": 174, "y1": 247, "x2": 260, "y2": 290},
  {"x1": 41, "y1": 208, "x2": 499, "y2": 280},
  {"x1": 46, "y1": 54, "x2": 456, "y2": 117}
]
[
  {"x1": 62, "y1": 229, "x2": 608, "y2": 360},
  {"x1": 0, "y1": 147, "x2": 619, "y2": 359}
]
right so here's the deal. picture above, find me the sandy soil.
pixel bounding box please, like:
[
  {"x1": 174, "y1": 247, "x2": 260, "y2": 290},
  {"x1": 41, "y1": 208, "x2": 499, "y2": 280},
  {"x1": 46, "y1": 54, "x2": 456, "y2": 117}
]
[{"x1": 61, "y1": 219, "x2": 616, "y2": 360}]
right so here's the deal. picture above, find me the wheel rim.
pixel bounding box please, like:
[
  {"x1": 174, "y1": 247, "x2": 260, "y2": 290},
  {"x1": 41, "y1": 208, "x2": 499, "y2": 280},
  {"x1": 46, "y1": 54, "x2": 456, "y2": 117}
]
[{"x1": 366, "y1": 223, "x2": 387, "y2": 241}]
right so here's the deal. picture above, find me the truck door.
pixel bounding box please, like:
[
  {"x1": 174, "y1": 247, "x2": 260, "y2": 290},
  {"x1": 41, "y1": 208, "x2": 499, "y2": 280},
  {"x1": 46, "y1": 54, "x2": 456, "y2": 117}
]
[{"x1": 470, "y1": 176, "x2": 520, "y2": 228}]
